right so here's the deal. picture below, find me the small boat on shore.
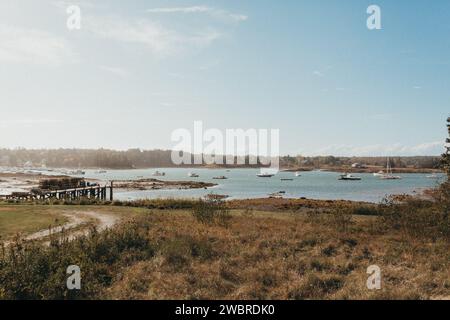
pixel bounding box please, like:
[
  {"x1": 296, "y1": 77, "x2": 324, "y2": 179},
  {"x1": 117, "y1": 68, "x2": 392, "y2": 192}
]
[
  {"x1": 152, "y1": 171, "x2": 166, "y2": 177},
  {"x1": 339, "y1": 173, "x2": 362, "y2": 181},
  {"x1": 269, "y1": 191, "x2": 286, "y2": 198},
  {"x1": 205, "y1": 194, "x2": 229, "y2": 200}
]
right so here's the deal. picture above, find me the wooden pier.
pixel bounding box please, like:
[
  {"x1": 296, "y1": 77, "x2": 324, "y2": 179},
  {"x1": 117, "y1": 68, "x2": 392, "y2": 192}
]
[{"x1": 1, "y1": 183, "x2": 114, "y2": 202}]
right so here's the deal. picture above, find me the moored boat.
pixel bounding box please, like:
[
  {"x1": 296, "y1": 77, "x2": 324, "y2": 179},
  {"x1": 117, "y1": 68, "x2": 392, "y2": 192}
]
[
  {"x1": 257, "y1": 173, "x2": 274, "y2": 178},
  {"x1": 379, "y1": 157, "x2": 401, "y2": 180},
  {"x1": 213, "y1": 176, "x2": 228, "y2": 180},
  {"x1": 373, "y1": 171, "x2": 384, "y2": 177},
  {"x1": 339, "y1": 173, "x2": 362, "y2": 181}
]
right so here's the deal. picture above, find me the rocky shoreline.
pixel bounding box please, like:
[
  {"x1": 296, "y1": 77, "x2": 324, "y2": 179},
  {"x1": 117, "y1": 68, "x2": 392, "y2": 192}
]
[{"x1": 113, "y1": 178, "x2": 216, "y2": 191}]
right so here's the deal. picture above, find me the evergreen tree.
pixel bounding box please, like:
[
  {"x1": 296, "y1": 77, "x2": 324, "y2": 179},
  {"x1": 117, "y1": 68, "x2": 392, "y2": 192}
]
[{"x1": 442, "y1": 117, "x2": 450, "y2": 177}]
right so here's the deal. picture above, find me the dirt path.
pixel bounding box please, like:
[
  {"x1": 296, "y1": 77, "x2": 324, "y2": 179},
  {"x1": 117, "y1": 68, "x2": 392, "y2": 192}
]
[{"x1": 24, "y1": 210, "x2": 121, "y2": 242}]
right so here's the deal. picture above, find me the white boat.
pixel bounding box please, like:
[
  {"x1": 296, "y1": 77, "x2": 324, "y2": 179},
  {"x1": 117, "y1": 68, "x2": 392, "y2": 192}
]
[
  {"x1": 339, "y1": 173, "x2": 362, "y2": 181},
  {"x1": 152, "y1": 171, "x2": 166, "y2": 177},
  {"x1": 257, "y1": 173, "x2": 274, "y2": 178},
  {"x1": 295, "y1": 172, "x2": 301, "y2": 177},
  {"x1": 373, "y1": 171, "x2": 384, "y2": 177},
  {"x1": 426, "y1": 173, "x2": 439, "y2": 179},
  {"x1": 379, "y1": 158, "x2": 401, "y2": 180},
  {"x1": 96, "y1": 170, "x2": 107, "y2": 174},
  {"x1": 212, "y1": 176, "x2": 228, "y2": 180},
  {"x1": 188, "y1": 172, "x2": 199, "y2": 178}
]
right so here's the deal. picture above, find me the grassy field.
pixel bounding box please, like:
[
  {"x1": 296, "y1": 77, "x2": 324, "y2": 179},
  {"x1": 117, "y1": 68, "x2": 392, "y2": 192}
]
[
  {"x1": 0, "y1": 206, "x2": 70, "y2": 240},
  {"x1": 0, "y1": 200, "x2": 449, "y2": 300},
  {"x1": 0, "y1": 204, "x2": 150, "y2": 241},
  {"x1": 104, "y1": 209, "x2": 450, "y2": 300}
]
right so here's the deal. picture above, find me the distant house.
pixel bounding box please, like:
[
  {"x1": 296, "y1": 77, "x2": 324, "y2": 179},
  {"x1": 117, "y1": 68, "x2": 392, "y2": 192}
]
[
  {"x1": 301, "y1": 159, "x2": 311, "y2": 165},
  {"x1": 351, "y1": 163, "x2": 367, "y2": 169}
]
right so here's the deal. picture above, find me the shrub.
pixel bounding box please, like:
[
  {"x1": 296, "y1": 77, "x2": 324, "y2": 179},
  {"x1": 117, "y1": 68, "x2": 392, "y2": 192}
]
[
  {"x1": 377, "y1": 196, "x2": 450, "y2": 241},
  {"x1": 326, "y1": 209, "x2": 353, "y2": 233},
  {"x1": 0, "y1": 216, "x2": 153, "y2": 300},
  {"x1": 160, "y1": 238, "x2": 191, "y2": 271},
  {"x1": 191, "y1": 199, "x2": 232, "y2": 227},
  {"x1": 350, "y1": 205, "x2": 380, "y2": 216}
]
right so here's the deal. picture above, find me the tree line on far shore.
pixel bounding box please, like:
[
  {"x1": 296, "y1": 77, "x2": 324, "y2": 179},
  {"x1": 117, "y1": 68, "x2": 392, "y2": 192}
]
[{"x1": 0, "y1": 147, "x2": 442, "y2": 169}]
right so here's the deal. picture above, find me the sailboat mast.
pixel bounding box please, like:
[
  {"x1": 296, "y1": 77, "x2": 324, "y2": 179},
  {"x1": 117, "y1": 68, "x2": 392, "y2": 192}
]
[{"x1": 387, "y1": 157, "x2": 391, "y2": 175}]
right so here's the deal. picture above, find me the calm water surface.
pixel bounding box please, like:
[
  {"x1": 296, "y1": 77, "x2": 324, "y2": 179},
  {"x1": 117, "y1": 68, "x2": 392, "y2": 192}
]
[{"x1": 77, "y1": 168, "x2": 444, "y2": 203}]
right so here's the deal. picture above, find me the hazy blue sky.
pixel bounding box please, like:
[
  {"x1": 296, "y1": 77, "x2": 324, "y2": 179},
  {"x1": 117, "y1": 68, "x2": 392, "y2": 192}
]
[{"x1": 0, "y1": 0, "x2": 448, "y2": 156}]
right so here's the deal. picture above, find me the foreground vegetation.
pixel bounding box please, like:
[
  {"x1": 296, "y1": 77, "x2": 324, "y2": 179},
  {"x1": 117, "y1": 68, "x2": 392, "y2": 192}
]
[{"x1": 0, "y1": 191, "x2": 449, "y2": 299}]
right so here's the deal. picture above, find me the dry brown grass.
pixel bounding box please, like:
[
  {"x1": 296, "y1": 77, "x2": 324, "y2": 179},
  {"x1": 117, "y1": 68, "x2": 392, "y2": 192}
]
[
  {"x1": 1, "y1": 196, "x2": 448, "y2": 300},
  {"x1": 105, "y1": 209, "x2": 450, "y2": 300}
]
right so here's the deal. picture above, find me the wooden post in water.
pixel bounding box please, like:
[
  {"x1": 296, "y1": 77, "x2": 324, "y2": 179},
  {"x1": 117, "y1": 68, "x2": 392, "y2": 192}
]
[{"x1": 110, "y1": 181, "x2": 114, "y2": 201}]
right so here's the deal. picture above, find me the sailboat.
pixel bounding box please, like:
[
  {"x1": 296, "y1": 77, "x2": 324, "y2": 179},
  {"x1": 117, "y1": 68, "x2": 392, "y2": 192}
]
[{"x1": 379, "y1": 157, "x2": 401, "y2": 180}]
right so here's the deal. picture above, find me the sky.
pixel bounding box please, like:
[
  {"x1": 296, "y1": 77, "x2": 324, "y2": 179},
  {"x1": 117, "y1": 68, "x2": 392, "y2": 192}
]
[{"x1": 0, "y1": 0, "x2": 449, "y2": 156}]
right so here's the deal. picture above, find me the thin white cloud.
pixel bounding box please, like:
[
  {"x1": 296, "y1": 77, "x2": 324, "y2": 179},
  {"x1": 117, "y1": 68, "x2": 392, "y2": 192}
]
[
  {"x1": 99, "y1": 65, "x2": 129, "y2": 77},
  {"x1": 85, "y1": 16, "x2": 221, "y2": 56},
  {"x1": 167, "y1": 72, "x2": 185, "y2": 79},
  {"x1": 312, "y1": 66, "x2": 332, "y2": 78},
  {"x1": 0, "y1": 24, "x2": 75, "y2": 66},
  {"x1": 0, "y1": 119, "x2": 64, "y2": 129},
  {"x1": 304, "y1": 141, "x2": 445, "y2": 157},
  {"x1": 160, "y1": 102, "x2": 176, "y2": 107},
  {"x1": 313, "y1": 70, "x2": 324, "y2": 77},
  {"x1": 52, "y1": 0, "x2": 102, "y2": 9},
  {"x1": 199, "y1": 59, "x2": 221, "y2": 70},
  {"x1": 146, "y1": 6, "x2": 248, "y2": 22},
  {"x1": 146, "y1": 6, "x2": 210, "y2": 14}
]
